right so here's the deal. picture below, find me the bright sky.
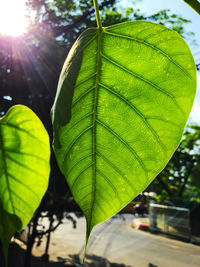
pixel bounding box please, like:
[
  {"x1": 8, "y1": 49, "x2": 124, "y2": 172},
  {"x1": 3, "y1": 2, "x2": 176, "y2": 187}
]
[{"x1": 0, "y1": 0, "x2": 28, "y2": 36}]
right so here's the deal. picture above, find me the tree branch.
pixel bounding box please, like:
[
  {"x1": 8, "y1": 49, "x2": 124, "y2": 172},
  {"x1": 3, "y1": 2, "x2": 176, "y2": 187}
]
[
  {"x1": 184, "y1": 0, "x2": 200, "y2": 15},
  {"x1": 158, "y1": 175, "x2": 173, "y2": 196},
  {"x1": 37, "y1": 221, "x2": 62, "y2": 236},
  {"x1": 178, "y1": 162, "x2": 194, "y2": 197}
]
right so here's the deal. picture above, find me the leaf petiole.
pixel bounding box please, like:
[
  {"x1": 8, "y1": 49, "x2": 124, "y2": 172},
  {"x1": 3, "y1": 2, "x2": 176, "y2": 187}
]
[{"x1": 93, "y1": 0, "x2": 102, "y2": 28}]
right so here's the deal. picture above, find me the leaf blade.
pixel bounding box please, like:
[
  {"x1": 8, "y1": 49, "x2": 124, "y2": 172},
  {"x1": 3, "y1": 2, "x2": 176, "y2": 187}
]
[
  {"x1": 0, "y1": 105, "x2": 50, "y2": 253},
  {"x1": 52, "y1": 21, "x2": 196, "y2": 240}
]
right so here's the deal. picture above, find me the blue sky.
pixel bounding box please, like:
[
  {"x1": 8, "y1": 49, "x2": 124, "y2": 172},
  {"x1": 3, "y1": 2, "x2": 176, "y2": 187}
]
[{"x1": 119, "y1": 0, "x2": 200, "y2": 125}]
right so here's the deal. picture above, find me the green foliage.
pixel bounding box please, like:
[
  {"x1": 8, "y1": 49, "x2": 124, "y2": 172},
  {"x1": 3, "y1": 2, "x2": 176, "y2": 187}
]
[
  {"x1": 0, "y1": 105, "x2": 50, "y2": 256},
  {"x1": 51, "y1": 20, "x2": 196, "y2": 242}
]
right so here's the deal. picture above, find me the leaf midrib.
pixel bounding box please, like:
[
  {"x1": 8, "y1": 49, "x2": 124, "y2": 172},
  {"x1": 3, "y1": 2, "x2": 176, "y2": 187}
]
[{"x1": 88, "y1": 28, "x2": 103, "y2": 234}]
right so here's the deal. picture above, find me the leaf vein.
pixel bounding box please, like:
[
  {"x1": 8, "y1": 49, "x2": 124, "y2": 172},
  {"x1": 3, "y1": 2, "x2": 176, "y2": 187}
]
[
  {"x1": 66, "y1": 112, "x2": 94, "y2": 133},
  {"x1": 71, "y1": 163, "x2": 94, "y2": 191},
  {"x1": 101, "y1": 53, "x2": 185, "y2": 116},
  {"x1": 74, "y1": 183, "x2": 93, "y2": 197},
  {"x1": 96, "y1": 151, "x2": 133, "y2": 190},
  {"x1": 145, "y1": 116, "x2": 180, "y2": 127},
  {"x1": 7, "y1": 171, "x2": 40, "y2": 202},
  {"x1": 104, "y1": 30, "x2": 192, "y2": 80},
  {"x1": 66, "y1": 153, "x2": 93, "y2": 176},
  {"x1": 96, "y1": 119, "x2": 148, "y2": 177},
  {"x1": 2, "y1": 122, "x2": 46, "y2": 145},
  {"x1": 78, "y1": 191, "x2": 93, "y2": 204},
  {"x1": 6, "y1": 153, "x2": 45, "y2": 178},
  {"x1": 2, "y1": 149, "x2": 47, "y2": 162},
  {"x1": 62, "y1": 125, "x2": 93, "y2": 169},
  {"x1": 10, "y1": 189, "x2": 34, "y2": 213},
  {"x1": 99, "y1": 82, "x2": 167, "y2": 152},
  {"x1": 74, "y1": 72, "x2": 97, "y2": 89},
  {"x1": 14, "y1": 206, "x2": 30, "y2": 221},
  {"x1": 72, "y1": 86, "x2": 96, "y2": 107},
  {"x1": 96, "y1": 168, "x2": 121, "y2": 202}
]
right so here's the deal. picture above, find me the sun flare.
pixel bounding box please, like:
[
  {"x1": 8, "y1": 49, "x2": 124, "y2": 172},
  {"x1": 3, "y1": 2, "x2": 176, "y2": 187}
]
[{"x1": 0, "y1": 0, "x2": 28, "y2": 36}]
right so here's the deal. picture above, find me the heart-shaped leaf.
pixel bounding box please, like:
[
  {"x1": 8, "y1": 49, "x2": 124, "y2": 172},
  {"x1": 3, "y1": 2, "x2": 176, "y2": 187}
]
[
  {"x1": 0, "y1": 105, "x2": 50, "y2": 255},
  {"x1": 51, "y1": 21, "x2": 196, "y2": 241}
]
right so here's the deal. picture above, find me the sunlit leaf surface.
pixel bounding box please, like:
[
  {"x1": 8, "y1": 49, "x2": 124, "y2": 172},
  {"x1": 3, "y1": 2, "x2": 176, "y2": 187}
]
[
  {"x1": 0, "y1": 105, "x2": 50, "y2": 253},
  {"x1": 52, "y1": 21, "x2": 196, "y2": 240}
]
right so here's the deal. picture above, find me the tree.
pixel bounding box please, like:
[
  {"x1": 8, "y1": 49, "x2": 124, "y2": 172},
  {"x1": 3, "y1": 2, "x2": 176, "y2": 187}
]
[{"x1": 148, "y1": 125, "x2": 200, "y2": 204}]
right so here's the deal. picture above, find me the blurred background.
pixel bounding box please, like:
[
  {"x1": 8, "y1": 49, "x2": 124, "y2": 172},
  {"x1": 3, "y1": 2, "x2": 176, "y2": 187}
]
[{"x1": 0, "y1": 0, "x2": 200, "y2": 266}]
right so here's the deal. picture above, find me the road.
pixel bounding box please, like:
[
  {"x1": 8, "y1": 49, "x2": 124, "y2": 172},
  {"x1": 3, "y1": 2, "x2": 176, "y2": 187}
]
[{"x1": 32, "y1": 214, "x2": 200, "y2": 267}]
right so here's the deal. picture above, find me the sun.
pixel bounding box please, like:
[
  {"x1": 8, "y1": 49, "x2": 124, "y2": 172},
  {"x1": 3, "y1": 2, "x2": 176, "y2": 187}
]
[{"x1": 0, "y1": 0, "x2": 28, "y2": 36}]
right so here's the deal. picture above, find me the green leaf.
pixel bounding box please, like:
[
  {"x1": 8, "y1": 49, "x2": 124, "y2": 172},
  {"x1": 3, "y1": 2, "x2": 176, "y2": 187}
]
[
  {"x1": 51, "y1": 21, "x2": 196, "y2": 241},
  {"x1": 0, "y1": 105, "x2": 50, "y2": 254}
]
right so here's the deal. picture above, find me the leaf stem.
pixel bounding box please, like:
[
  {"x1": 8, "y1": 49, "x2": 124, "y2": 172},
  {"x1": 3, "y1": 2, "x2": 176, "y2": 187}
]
[
  {"x1": 93, "y1": 0, "x2": 102, "y2": 28},
  {"x1": 184, "y1": 0, "x2": 200, "y2": 15}
]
